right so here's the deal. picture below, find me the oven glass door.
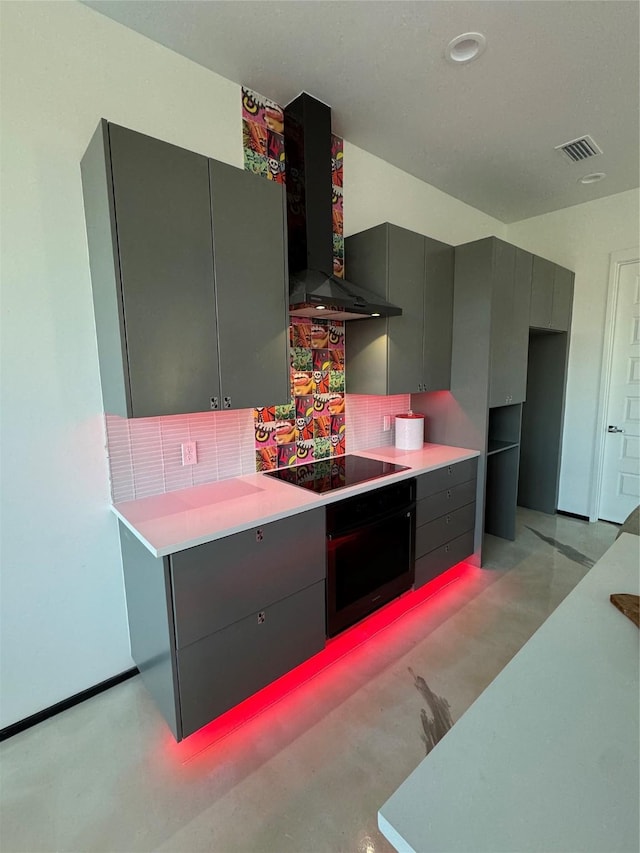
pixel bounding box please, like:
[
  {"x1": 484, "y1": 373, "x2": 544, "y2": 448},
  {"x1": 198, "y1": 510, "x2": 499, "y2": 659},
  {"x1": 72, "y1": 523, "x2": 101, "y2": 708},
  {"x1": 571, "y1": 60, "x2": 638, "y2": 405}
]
[{"x1": 327, "y1": 507, "x2": 415, "y2": 637}]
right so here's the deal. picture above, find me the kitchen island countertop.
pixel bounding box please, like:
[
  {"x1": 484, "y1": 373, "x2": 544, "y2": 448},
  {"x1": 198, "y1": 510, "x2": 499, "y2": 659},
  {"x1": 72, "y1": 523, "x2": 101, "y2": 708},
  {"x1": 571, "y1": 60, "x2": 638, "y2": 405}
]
[{"x1": 113, "y1": 443, "x2": 479, "y2": 557}]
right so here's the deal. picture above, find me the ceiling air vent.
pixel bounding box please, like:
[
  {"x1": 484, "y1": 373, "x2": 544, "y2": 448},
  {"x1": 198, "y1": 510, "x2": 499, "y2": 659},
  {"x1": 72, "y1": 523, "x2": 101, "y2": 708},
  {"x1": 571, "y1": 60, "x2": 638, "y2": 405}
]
[{"x1": 555, "y1": 135, "x2": 602, "y2": 163}]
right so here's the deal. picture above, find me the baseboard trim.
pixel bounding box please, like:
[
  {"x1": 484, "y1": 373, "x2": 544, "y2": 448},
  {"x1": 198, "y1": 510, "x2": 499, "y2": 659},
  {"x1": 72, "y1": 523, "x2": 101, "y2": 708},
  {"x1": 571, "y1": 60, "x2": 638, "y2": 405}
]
[
  {"x1": 557, "y1": 510, "x2": 590, "y2": 522},
  {"x1": 0, "y1": 667, "x2": 139, "y2": 742}
]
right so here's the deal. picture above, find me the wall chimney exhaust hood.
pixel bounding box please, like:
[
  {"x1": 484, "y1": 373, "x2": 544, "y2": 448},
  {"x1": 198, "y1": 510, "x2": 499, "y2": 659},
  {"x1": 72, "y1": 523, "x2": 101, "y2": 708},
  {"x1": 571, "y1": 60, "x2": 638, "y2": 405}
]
[{"x1": 284, "y1": 93, "x2": 402, "y2": 321}]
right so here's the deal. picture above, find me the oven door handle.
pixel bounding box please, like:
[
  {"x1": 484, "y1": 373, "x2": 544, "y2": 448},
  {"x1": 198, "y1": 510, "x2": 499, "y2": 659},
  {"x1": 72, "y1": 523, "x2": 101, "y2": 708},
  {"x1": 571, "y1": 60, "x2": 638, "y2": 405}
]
[{"x1": 327, "y1": 506, "x2": 415, "y2": 541}]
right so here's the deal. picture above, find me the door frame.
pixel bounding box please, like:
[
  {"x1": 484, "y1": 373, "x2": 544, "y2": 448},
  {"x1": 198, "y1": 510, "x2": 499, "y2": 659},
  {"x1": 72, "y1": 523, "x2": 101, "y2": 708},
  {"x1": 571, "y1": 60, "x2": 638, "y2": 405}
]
[{"x1": 589, "y1": 246, "x2": 640, "y2": 522}]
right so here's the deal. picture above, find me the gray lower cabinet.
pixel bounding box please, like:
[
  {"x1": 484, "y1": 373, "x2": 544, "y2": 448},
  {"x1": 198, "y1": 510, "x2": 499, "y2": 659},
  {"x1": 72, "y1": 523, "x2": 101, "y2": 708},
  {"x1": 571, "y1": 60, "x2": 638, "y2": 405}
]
[
  {"x1": 178, "y1": 582, "x2": 325, "y2": 736},
  {"x1": 81, "y1": 120, "x2": 289, "y2": 418},
  {"x1": 414, "y1": 459, "x2": 477, "y2": 588},
  {"x1": 530, "y1": 256, "x2": 574, "y2": 331},
  {"x1": 119, "y1": 508, "x2": 326, "y2": 741},
  {"x1": 345, "y1": 223, "x2": 454, "y2": 394}
]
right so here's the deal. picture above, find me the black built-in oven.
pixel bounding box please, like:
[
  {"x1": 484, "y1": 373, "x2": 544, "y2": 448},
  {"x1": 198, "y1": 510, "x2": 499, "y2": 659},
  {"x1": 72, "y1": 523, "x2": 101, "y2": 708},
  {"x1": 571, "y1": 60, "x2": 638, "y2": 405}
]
[{"x1": 326, "y1": 478, "x2": 416, "y2": 637}]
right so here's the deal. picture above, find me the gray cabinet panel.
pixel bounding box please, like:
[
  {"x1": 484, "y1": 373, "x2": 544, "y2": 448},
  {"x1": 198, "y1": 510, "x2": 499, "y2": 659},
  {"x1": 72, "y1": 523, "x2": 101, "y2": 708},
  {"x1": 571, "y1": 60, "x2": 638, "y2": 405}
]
[
  {"x1": 119, "y1": 523, "x2": 182, "y2": 739},
  {"x1": 551, "y1": 266, "x2": 574, "y2": 332},
  {"x1": 343, "y1": 225, "x2": 389, "y2": 396},
  {"x1": 414, "y1": 531, "x2": 474, "y2": 589},
  {"x1": 387, "y1": 226, "x2": 426, "y2": 394},
  {"x1": 511, "y1": 249, "x2": 533, "y2": 402},
  {"x1": 417, "y1": 479, "x2": 476, "y2": 526},
  {"x1": 108, "y1": 124, "x2": 220, "y2": 418},
  {"x1": 423, "y1": 240, "x2": 454, "y2": 391},
  {"x1": 210, "y1": 161, "x2": 289, "y2": 409},
  {"x1": 171, "y1": 508, "x2": 325, "y2": 648},
  {"x1": 518, "y1": 332, "x2": 569, "y2": 513},
  {"x1": 530, "y1": 256, "x2": 555, "y2": 329},
  {"x1": 80, "y1": 122, "x2": 131, "y2": 417},
  {"x1": 416, "y1": 502, "x2": 476, "y2": 558},
  {"x1": 416, "y1": 458, "x2": 478, "y2": 499},
  {"x1": 485, "y1": 446, "x2": 519, "y2": 539},
  {"x1": 344, "y1": 223, "x2": 389, "y2": 298},
  {"x1": 177, "y1": 581, "x2": 326, "y2": 737},
  {"x1": 489, "y1": 241, "x2": 516, "y2": 407}
]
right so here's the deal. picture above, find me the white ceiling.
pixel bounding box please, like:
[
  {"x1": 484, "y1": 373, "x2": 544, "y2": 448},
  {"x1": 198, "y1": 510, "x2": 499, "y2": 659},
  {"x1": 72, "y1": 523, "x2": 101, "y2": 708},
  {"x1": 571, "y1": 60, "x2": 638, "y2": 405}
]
[{"x1": 83, "y1": 0, "x2": 639, "y2": 223}]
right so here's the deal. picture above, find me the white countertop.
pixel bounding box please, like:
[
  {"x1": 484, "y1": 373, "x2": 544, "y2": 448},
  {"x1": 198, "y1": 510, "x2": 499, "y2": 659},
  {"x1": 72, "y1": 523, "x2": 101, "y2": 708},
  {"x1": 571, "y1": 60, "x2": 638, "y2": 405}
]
[
  {"x1": 112, "y1": 443, "x2": 479, "y2": 557},
  {"x1": 378, "y1": 532, "x2": 640, "y2": 853}
]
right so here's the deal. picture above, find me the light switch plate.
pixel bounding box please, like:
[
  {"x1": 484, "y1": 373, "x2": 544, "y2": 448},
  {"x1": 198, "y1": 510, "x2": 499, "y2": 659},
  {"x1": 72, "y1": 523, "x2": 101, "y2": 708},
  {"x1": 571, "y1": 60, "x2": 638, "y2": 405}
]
[
  {"x1": 383, "y1": 415, "x2": 391, "y2": 431},
  {"x1": 181, "y1": 441, "x2": 197, "y2": 465}
]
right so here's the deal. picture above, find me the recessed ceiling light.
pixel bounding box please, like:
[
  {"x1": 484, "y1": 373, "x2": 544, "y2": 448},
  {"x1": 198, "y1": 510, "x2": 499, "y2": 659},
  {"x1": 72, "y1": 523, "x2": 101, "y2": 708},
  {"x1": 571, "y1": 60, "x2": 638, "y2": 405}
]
[
  {"x1": 315, "y1": 305, "x2": 326, "y2": 310},
  {"x1": 579, "y1": 172, "x2": 606, "y2": 184},
  {"x1": 446, "y1": 32, "x2": 487, "y2": 64},
  {"x1": 371, "y1": 313, "x2": 381, "y2": 317}
]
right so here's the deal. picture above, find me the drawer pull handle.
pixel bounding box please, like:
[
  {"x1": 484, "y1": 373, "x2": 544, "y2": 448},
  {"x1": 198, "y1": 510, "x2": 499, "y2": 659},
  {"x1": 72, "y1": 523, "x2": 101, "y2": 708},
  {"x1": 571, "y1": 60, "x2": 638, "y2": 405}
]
[
  {"x1": 210, "y1": 396, "x2": 219, "y2": 410},
  {"x1": 448, "y1": 466, "x2": 452, "y2": 475},
  {"x1": 446, "y1": 490, "x2": 452, "y2": 498},
  {"x1": 257, "y1": 611, "x2": 265, "y2": 624},
  {"x1": 256, "y1": 529, "x2": 263, "y2": 542},
  {"x1": 445, "y1": 544, "x2": 450, "y2": 553},
  {"x1": 446, "y1": 515, "x2": 451, "y2": 524}
]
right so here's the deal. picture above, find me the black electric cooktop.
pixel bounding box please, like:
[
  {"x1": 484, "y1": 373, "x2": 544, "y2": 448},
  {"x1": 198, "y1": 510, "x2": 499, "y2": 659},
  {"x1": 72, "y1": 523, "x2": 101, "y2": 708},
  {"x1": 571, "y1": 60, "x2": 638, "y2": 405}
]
[{"x1": 264, "y1": 454, "x2": 410, "y2": 494}]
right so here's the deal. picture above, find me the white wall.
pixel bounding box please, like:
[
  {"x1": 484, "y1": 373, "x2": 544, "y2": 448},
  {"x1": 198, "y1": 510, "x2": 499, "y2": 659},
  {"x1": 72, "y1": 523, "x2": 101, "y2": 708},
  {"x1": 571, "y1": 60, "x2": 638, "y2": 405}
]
[
  {"x1": 0, "y1": 0, "x2": 242, "y2": 728},
  {"x1": 505, "y1": 189, "x2": 640, "y2": 516},
  {"x1": 344, "y1": 142, "x2": 505, "y2": 244},
  {"x1": 0, "y1": 1, "x2": 507, "y2": 727}
]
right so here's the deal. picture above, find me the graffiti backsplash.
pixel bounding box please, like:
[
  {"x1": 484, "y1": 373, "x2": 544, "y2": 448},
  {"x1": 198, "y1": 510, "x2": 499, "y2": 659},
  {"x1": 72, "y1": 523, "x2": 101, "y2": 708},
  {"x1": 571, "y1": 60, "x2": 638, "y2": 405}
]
[
  {"x1": 243, "y1": 86, "x2": 347, "y2": 472},
  {"x1": 254, "y1": 316, "x2": 345, "y2": 472}
]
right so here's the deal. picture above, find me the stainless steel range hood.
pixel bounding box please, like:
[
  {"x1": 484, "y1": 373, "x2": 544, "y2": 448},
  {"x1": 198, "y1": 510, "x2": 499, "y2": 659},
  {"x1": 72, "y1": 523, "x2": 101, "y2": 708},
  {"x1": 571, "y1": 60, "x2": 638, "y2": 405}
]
[{"x1": 283, "y1": 93, "x2": 402, "y2": 321}]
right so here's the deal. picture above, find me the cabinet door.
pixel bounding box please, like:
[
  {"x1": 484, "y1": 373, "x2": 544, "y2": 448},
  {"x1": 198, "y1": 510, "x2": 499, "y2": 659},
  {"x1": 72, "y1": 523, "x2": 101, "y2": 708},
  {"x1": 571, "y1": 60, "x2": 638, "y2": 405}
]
[
  {"x1": 551, "y1": 266, "x2": 573, "y2": 331},
  {"x1": 177, "y1": 580, "x2": 326, "y2": 737},
  {"x1": 423, "y1": 239, "x2": 454, "y2": 391},
  {"x1": 488, "y1": 240, "x2": 515, "y2": 407},
  {"x1": 210, "y1": 161, "x2": 289, "y2": 410},
  {"x1": 108, "y1": 124, "x2": 220, "y2": 417},
  {"x1": 387, "y1": 225, "x2": 426, "y2": 394},
  {"x1": 171, "y1": 508, "x2": 326, "y2": 649},
  {"x1": 344, "y1": 225, "x2": 391, "y2": 395},
  {"x1": 510, "y1": 249, "x2": 533, "y2": 403},
  {"x1": 530, "y1": 256, "x2": 554, "y2": 328}
]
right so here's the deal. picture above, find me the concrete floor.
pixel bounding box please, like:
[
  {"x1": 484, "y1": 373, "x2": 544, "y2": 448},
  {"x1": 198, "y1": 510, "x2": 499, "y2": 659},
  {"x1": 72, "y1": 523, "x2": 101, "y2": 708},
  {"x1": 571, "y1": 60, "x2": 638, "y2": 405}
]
[{"x1": 0, "y1": 509, "x2": 618, "y2": 853}]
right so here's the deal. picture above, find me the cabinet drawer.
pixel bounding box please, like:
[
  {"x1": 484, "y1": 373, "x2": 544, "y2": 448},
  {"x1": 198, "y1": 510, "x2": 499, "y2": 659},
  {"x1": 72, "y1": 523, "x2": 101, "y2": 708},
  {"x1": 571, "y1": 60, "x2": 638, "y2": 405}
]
[
  {"x1": 414, "y1": 531, "x2": 474, "y2": 590},
  {"x1": 171, "y1": 508, "x2": 325, "y2": 648},
  {"x1": 416, "y1": 502, "x2": 475, "y2": 558},
  {"x1": 177, "y1": 580, "x2": 326, "y2": 737},
  {"x1": 416, "y1": 458, "x2": 478, "y2": 499},
  {"x1": 416, "y1": 478, "x2": 476, "y2": 526}
]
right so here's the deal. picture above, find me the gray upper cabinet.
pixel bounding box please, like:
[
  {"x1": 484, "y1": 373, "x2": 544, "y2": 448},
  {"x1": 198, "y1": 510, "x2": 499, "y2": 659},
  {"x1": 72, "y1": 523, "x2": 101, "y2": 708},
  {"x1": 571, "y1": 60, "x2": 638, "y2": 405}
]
[
  {"x1": 530, "y1": 255, "x2": 574, "y2": 331},
  {"x1": 345, "y1": 223, "x2": 454, "y2": 395},
  {"x1": 489, "y1": 243, "x2": 533, "y2": 408},
  {"x1": 550, "y1": 265, "x2": 574, "y2": 332},
  {"x1": 209, "y1": 160, "x2": 289, "y2": 410},
  {"x1": 457, "y1": 237, "x2": 532, "y2": 409},
  {"x1": 81, "y1": 121, "x2": 289, "y2": 418}
]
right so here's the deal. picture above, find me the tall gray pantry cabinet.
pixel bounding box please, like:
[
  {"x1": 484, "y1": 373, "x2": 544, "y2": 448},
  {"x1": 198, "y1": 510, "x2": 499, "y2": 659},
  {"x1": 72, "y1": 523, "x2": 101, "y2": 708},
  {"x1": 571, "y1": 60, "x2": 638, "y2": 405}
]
[{"x1": 81, "y1": 120, "x2": 290, "y2": 418}]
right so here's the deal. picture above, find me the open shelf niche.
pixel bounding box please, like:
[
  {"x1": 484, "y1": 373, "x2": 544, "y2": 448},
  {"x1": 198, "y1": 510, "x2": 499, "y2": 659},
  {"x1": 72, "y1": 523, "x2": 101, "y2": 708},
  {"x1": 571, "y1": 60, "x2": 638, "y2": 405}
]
[{"x1": 485, "y1": 404, "x2": 522, "y2": 540}]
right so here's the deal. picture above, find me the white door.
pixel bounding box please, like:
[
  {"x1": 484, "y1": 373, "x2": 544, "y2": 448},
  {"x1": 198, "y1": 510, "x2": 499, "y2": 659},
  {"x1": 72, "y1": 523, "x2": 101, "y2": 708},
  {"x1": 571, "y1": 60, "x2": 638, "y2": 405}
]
[{"x1": 599, "y1": 260, "x2": 640, "y2": 523}]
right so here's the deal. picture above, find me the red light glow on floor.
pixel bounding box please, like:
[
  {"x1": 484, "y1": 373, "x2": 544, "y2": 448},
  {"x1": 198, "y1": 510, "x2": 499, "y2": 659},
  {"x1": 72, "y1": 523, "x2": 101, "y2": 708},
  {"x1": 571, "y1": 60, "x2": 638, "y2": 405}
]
[{"x1": 167, "y1": 559, "x2": 476, "y2": 763}]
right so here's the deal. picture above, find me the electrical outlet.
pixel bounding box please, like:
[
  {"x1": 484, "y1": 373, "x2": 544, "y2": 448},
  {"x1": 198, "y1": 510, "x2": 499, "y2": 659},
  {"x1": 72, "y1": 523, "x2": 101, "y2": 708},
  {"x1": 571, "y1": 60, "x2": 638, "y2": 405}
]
[
  {"x1": 181, "y1": 441, "x2": 197, "y2": 466},
  {"x1": 383, "y1": 415, "x2": 391, "y2": 431}
]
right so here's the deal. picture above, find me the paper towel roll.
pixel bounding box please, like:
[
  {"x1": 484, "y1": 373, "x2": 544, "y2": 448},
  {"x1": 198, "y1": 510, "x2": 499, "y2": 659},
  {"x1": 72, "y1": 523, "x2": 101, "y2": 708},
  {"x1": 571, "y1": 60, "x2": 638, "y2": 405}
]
[{"x1": 395, "y1": 411, "x2": 424, "y2": 450}]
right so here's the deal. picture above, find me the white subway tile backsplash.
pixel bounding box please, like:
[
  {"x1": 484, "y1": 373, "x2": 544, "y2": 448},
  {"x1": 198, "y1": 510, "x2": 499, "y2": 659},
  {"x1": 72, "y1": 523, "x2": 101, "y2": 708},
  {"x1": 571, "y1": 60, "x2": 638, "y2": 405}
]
[
  {"x1": 105, "y1": 409, "x2": 255, "y2": 502},
  {"x1": 105, "y1": 395, "x2": 411, "y2": 503},
  {"x1": 345, "y1": 394, "x2": 411, "y2": 452}
]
